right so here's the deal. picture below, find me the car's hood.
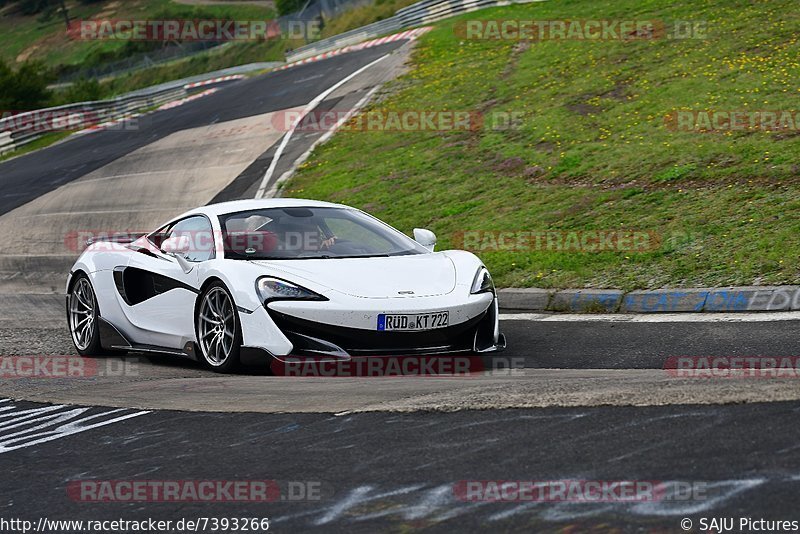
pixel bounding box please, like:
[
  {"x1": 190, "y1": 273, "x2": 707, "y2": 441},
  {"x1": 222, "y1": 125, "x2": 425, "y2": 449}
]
[{"x1": 251, "y1": 253, "x2": 457, "y2": 298}]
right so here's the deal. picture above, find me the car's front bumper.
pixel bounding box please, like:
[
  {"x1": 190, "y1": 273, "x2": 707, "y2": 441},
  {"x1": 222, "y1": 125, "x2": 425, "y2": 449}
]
[{"x1": 238, "y1": 291, "x2": 504, "y2": 361}]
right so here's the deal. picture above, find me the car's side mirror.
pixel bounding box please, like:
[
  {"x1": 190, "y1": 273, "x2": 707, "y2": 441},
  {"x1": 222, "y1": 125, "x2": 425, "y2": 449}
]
[
  {"x1": 160, "y1": 235, "x2": 191, "y2": 256},
  {"x1": 413, "y1": 228, "x2": 437, "y2": 252},
  {"x1": 160, "y1": 235, "x2": 194, "y2": 273}
]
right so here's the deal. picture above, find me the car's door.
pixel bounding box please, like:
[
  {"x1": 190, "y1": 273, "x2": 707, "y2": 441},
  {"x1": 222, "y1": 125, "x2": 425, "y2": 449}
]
[{"x1": 115, "y1": 215, "x2": 216, "y2": 349}]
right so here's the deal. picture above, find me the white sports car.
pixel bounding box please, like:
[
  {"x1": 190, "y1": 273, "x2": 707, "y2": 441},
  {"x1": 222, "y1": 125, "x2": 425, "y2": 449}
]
[{"x1": 66, "y1": 199, "x2": 505, "y2": 373}]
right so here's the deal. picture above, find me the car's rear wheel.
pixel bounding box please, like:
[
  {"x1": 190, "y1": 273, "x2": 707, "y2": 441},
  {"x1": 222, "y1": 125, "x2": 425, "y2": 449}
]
[
  {"x1": 196, "y1": 282, "x2": 242, "y2": 373},
  {"x1": 68, "y1": 274, "x2": 103, "y2": 356}
]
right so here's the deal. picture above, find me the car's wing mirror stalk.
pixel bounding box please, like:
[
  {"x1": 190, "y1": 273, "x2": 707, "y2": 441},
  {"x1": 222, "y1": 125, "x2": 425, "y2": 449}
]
[{"x1": 169, "y1": 252, "x2": 194, "y2": 274}]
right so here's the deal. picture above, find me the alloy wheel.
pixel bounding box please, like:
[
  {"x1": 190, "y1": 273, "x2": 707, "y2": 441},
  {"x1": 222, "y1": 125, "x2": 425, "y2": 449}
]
[{"x1": 198, "y1": 287, "x2": 236, "y2": 366}]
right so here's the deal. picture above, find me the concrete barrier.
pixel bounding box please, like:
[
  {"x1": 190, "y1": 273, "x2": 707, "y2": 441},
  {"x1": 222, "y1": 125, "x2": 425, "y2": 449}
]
[
  {"x1": 497, "y1": 288, "x2": 551, "y2": 310},
  {"x1": 497, "y1": 286, "x2": 800, "y2": 313},
  {"x1": 550, "y1": 289, "x2": 623, "y2": 313},
  {"x1": 621, "y1": 289, "x2": 709, "y2": 313}
]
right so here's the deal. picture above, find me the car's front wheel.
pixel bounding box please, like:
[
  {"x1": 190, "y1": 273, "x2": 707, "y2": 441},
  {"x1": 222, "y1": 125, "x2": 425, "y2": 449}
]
[
  {"x1": 68, "y1": 274, "x2": 103, "y2": 356},
  {"x1": 196, "y1": 282, "x2": 242, "y2": 373}
]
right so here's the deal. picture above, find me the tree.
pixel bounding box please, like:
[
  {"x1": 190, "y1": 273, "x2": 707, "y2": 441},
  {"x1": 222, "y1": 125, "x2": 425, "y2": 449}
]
[
  {"x1": 14, "y1": 0, "x2": 81, "y2": 24},
  {"x1": 17, "y1": 0, "x2": 50, "y2": 15},
  {"x1": 276, "y1": 0, "x2": 305, "y2": 16},
  {"x1": 0, "y1": 60, "x2": 54, "y2": 111},
  {"x1": 55, "y1": 0, "x2": 69, "y2": 29}
]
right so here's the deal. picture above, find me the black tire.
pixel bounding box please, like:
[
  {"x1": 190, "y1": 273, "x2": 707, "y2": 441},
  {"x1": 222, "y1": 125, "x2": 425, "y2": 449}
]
[
  {"x1": 195, "y1": 281, "x2": 242, "y2": 373},
  {"x1": 67, "y1": 273, "x2": 103, "y2": 356}
]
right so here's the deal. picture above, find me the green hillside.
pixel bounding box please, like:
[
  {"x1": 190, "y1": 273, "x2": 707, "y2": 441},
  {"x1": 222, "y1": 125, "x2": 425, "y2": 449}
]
[{"x1": 285, "y1": 0, "x2": 800, "y2": 290}]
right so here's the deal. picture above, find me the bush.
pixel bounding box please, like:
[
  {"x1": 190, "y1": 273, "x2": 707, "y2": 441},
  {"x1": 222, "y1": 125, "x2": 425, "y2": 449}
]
[
  {"x1": 276, "y1": 0, "x2": 305, "y2": 16},
  {"x1": 17, "y1": 0, "x2": 50, "y2": 15},
  {"x1": 0, "y1": 60, "x2": 54, "y2": 111},
  {"x1": 55, "y1": 78, "x2": 104, "y2": 105}
]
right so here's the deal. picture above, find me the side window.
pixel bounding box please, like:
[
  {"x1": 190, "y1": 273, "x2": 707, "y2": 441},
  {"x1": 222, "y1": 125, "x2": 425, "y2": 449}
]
[
  {"x1": 161, "y1": 216, "x2": 215, "y2": 262},
  {"x1": 148, "y1": 223, "x2": 173, "y2": 249}
]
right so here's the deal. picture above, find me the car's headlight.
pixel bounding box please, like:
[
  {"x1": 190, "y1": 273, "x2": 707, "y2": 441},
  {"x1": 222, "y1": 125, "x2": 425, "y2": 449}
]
[
  {"x1": 256, "y1": 277, "x2": 327, "y2": 304},
  {"x1": 471, "y1": 267, "x2": 495, "y2": 295}
]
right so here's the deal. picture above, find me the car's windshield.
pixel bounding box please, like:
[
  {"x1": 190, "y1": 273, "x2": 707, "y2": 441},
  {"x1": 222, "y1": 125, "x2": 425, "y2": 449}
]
[{"x1": 219, "y1": 206, "x2": 428, "y2": 260}]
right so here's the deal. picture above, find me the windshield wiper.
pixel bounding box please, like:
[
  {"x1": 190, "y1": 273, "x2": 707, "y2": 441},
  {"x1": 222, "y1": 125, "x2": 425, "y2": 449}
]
[{"x1": 332, "y1": 254, "x2": 390, "y2": 259}]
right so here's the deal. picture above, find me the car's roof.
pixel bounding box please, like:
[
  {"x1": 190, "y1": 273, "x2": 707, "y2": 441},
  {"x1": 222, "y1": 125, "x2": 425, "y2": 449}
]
[{"x1": 183, "y1": 198, "x2": 351, "y2": 218}]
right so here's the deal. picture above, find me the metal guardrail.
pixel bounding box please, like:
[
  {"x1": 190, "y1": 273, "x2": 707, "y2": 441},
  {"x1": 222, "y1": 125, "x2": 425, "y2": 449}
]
[
  {"x1": 0, "y1": 86, "x2": 187, "y2": 155},
  {"x1": 0, "y1": 132, "x2": 13, "y2": 156},
  {"x1": 286, "y1": 0, "x2": 542, "y2": 62},
  {"x1": 286, "y1": 19, "x2": 400, "y2": 62},
  {"x1": 0, "y1": 62, "x2": 280, "y2": 157},
  {"x1": 0, "y1": 0, "x2": 539, "y2": 157}
]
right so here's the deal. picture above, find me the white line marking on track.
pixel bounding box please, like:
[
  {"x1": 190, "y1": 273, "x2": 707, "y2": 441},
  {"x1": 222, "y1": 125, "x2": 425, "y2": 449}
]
[
  {"x1": 501, "y1": 311, "x2": 800, "y2": 322},
  {"x1": 0, "y1": 399, "x2": 149, "y2": 454},
  {"x1": 262, "y1": 84, "x2": 382, "y2": 198},
  {"x1": 254, "y1": 53, "x2": 390, "y2": 198}
]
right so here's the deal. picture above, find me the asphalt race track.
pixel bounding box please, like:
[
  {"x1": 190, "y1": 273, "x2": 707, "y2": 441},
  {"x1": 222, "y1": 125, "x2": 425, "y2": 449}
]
[
  {"x1": 0, "y1": 36, "x2": 798, "y2": 533},
  {"x1": 2, "y1": 397, "x2": 799, "y2": 532},
  {"x1": 0, "y1": 40, "x2": 411, "y2": 294},
  {"x1": 0, "y1": 41, "x2": 405, "y2": 217}
]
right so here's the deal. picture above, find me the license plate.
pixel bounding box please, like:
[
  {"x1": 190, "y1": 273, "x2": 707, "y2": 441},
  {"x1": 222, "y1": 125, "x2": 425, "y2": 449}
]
[{"x1": 377, "y1": 311, "x2": 450, "y2": 331}]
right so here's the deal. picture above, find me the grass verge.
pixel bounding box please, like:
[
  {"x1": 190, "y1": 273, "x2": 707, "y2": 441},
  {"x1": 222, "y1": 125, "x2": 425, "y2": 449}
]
[
  {"x1": 284, "y1": 0, "x2": 800, "y2": 290},
  {"x1": 0, "y1": 130, "x2": 72, "y2": 162},
  {"x1": 318, "y1": 0, "x2": 419, "y2": 38},
  {"x1": 0, "y1": 0, "x2": 278, "y2": 69}
]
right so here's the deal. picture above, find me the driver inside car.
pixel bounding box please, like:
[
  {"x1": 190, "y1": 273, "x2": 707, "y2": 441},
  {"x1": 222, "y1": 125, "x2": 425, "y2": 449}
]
[{"x1": 266, "y1": 216, "x2": 337, "y2": 253}]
